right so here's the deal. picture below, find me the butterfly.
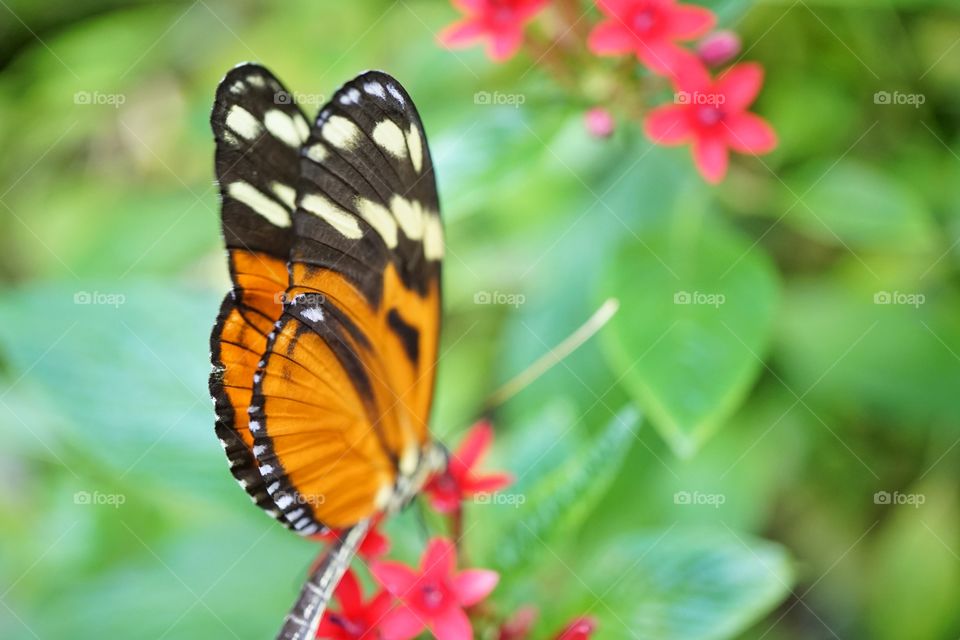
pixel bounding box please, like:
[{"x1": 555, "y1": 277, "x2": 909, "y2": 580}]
[{"x1": 208, "y1": 63, "x2": 446, "y2": 640}]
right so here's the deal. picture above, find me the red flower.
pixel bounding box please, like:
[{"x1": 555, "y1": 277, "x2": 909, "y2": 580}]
[
  {"x1": 588, "y1": 0, "x2": 716, "y2": 76},
  {"x1": 316, "y1": 569, "x2": 392, "y2": 640},
  {"x1": 555, "y1": 616, "x2": 597, "y2": 640},
  {"x1": 371, "y1": 538, "x2": 499, "y2": 640},
  {"x1": 499, "y1": 606, "x2": 538, "y2": 640},
  {"x1": 425, "y1": 420, "x2": 513, "y2": 514},
  {"x1": 439, "y1": 0, "x2": 550, "y2": 62},
  {"x1": 644, "y1": 61, "x2": 777, "y2": 183}
]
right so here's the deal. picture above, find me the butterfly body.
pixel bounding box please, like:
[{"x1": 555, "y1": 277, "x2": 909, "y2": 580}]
[{"x1": 209, "y1": 63, "x2": 445, "y2": 637}]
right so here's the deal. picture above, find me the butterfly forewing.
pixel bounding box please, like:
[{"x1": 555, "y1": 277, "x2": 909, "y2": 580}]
[
  {"x1": 209, "y1": 63, "x2": 314, "y2": 528},
  {"x1": 210, "y1": 68, "x2": 443, "y2": 534}
]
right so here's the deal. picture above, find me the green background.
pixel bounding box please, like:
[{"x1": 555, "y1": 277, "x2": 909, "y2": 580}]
[{"x1": 1, "y1": 0, "x2": 958, "y2": 638}]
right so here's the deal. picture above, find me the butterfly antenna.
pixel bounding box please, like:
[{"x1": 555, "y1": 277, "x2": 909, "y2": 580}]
[{"x1": 484, "y1": 297, "x2": 620, "y2": 410}]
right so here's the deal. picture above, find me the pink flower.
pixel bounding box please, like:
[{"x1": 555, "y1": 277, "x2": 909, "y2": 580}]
[
  {"x1": 584, "y1": 107, "x2": 616, "y2": 138},
  {"x1": 643, "y1": 61, "x2": 777, "y2": 183},
  {"x1": 696, "y1": 30, "x2": 741, "y2": 67},
  {"x1": 439, "y1": 0, "x2": 550, "y2": 62},
  {"x1": 499, "y1": 606, "x2": 538, "y2": 640},
  {"x1": 372, "y1": 538, "x2": 499, "y2": 640},
  {"x1": 588, "y1": 0, "x2": 716, "y2": 76},
  {"x1": 555, "y1": 616, "x2": 597, "y2": 640},
  {"x1": 316, "y1": 569, "x2": 392, "y2": 640},
  {"x1": 425, "y1": 420, "x2": 513, "y2": 514}
]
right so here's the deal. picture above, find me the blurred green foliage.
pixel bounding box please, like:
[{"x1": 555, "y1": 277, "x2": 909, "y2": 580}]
[{"x1": 1, "y1": 0, "x2": 958, "y2": 639}]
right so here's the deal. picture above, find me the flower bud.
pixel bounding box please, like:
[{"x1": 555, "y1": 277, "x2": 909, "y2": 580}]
[
  {"x1": 697, "y1": 30, "x2": 741, "y2": 67},
  {"x1": 584, "y1": 107, "x2": 615, "y2": 138}
]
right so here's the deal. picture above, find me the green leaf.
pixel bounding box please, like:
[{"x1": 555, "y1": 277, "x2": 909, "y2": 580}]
[
  {"x1": 779, "y1": 161, "x2": 936, "y2": 251},
  {"x1": 476, "y1": 406, "x2": 641, "y2": 574},
  {"x1": 600, "y1": 218, "x2": 779, "y2": 457},
  {"x1": 578, "y1": 529, "x2": 794, "y2": 640}
]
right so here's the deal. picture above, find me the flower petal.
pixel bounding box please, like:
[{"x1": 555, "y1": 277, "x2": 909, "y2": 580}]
[
  {"x1": 643, "y1": 105, "x2": 693, "y2": 145},
  {"x1": 427, "y1": 485, "x2": 463, "y2": 514},
  {"x1": 455, "y1": 420, "x2": 494, "y2": 470},
  {"x1": 366, "y1": 591, "x2": 395, "y2": 623},
  {"x1": 488, "y1": 28, "x2": 525, "y2": 62},
  {"x1": 315, "y1": 615, "x2": 344, "y2": 640},
  {"x1": 380, "y1": 604, "x2": 428, "y2": 640},
  {"x1": 371, "y1": 561, "x2": 419, "y2": 597},
  {"x1": 430, "y1": 604, "x2": 474, "y2": 640},
  {"x1": 595, "y1": 0, "x2": 636, "y2": 18},
  {"x1": 453, "y1": 569, "x2": 499, "y2": 606},
  {"x1": 334, "y1": 569, "x2": 364, "y2": 618},
  {"x1": 439, "y1": 19, "x2": 486, "y2": 49},
  {"x1": 722, "y1": 112, "x2": 777, "y2": 154},
  {"x1": 587, "y1": 21, "x2": 636, "y2": 56},
  {"x1": 422, "y1": 538, "x2": 457, "y2": 581},
  {"x1": 692, "y1": 135, "x2": 729, "y2": 183},
  {"x1": 464, "y1": 471, "x2": 514, "y2": 495},
  {"x1": 637, "y1": 39, "x2": 700, "y2": 77},
  {"x1": 667, "y1": 5, "x2": 716, "y2": 39},
  {"x1": 714, "y1": 63, "x2": 764, "y2": 111}
]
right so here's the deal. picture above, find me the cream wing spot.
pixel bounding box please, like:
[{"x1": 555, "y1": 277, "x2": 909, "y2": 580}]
[
  {"x1": 407, "y1": 124, "x2": 424, "y2": 173},
  {"x1": 364, "y1": 81, "x2": 385, "y2": 99},
  {"x1": 424, "y1": 214, "x2": 444, "y2": 260},
  {"x1": 227, "y1": 181, "x2": 291, "y2": 227},
  {"x1": 293, "y1": 113, "x2": 310, "y2": 142},
  {"x1": 270, "y1": 182, "x2": 296, "y2": 210},
  {"x1": 372, "y1": 120, "x2": 408, "y2": 159},
  {"x1": 300, "y1": 194, "x2": 363, "y2": 239},
  {"x1": 321, "y1": 115, "x2": 360, "y2": 150},
  {"x1": 391, "y1": 195, "x2": 424, "y2": 240},
  {"x1": 264, "y1": 109, "x2": 305, "y2": 148},
  {"x1": 355, "y1": 198, "x2": 398, "y2": 248},
  {"x1": 304, "y1": 143, "x2": 328, "y2": 163},
  {"x1": 225, "y1": 105, "x2": 261, "y2": 140}
]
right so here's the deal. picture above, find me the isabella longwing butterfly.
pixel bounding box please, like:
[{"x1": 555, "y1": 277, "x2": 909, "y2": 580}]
[{"x1": 209, "y1": 63, "x2": 446, "y2": 639}]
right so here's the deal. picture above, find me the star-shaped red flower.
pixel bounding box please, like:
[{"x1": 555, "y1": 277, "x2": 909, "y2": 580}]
[
  {"x1": 588, "y1": 0, "x2": 716, "y2": 76},
  {"x1": 425, "y1": 420, "x2": 513, "y2": 514},
  {"x1": 439, "y1": 0, "x2": 550, "y2": 62},
  {"x1": 644, "y1": 61, "x2": 777, "y2": 183},
  {"x1": 316, "y1": 569, "x2": 393, "y2": 640},
  {"x1": 372, "y1": 538, "x2": 499, "y2": 640}
]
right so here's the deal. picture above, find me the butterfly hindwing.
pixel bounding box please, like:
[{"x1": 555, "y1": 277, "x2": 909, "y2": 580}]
[
  {"x1": 248, "y1": 71, "x2": 444, "y2": 533},
  {"x1": 210, "y1": 63, "x2": 311, "y2": 528}
]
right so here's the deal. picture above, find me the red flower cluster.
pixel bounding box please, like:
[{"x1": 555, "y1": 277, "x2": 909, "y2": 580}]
[
  {"x1": 316, "y1": 421, "x2": 594, "y2": 640},
  {"x1": 438, "y1": 0, "x2": 776, "y2": 183}
]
